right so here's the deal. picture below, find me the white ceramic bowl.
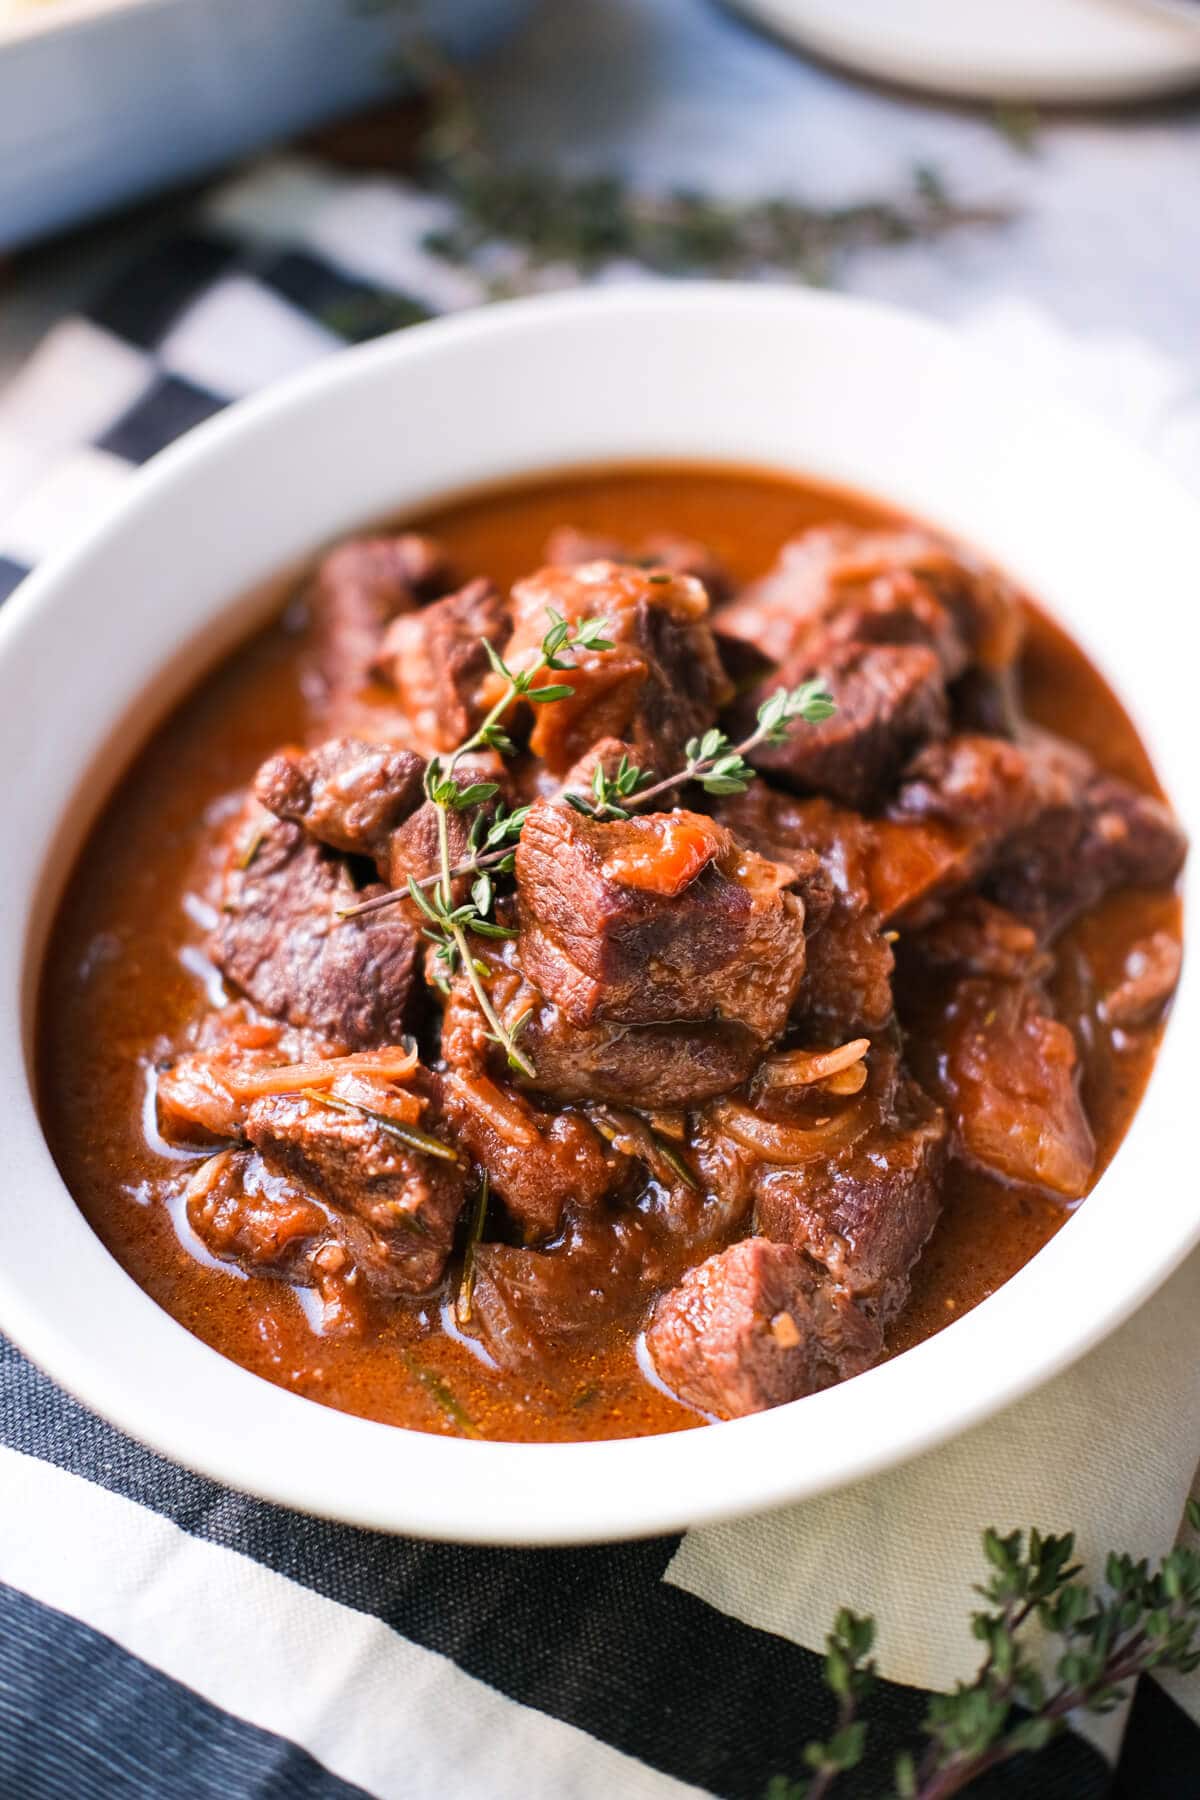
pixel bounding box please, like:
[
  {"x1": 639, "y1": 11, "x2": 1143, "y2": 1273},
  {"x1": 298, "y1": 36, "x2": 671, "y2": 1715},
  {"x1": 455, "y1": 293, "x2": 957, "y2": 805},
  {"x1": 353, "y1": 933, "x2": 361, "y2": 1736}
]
[{"x1": 0, "y1": 287, "x2": 1194, "y2": 1544}]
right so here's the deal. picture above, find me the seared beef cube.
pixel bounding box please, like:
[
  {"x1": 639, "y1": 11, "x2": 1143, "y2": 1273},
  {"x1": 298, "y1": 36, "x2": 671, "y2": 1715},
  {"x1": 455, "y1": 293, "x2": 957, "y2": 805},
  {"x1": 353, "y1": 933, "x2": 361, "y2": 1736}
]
[
  {"x1": 184, "y1": 1146, "x2": 368, "y2": 1336},
  {"x1": 714, "y1": 527, "x2": 1022, "y2": 674},
  {"x1": 372, "y1": 578, "x2": 512, "y2": 755},
  {"x1": 910, "y1": 975, "x2": 1095, "y2": 1199},
  {"x1": 308, "y1": 532, "x2": 455, "y2": 704},
  {"x1": 716, "y1": 788, "x2": 908, "y2": 1035},
  {"x1": 895, "y1": 732, "x2": 1186, "y2": 936},
  {"x1": 516, "y1": 801, "x2": 806, "y2": 1041},
  {"x1": 891, "y1": 730, "x2": 1087, "y2": 847},
  {"x1": 246, "y1": 1084, "x2": 466, "y2": 1294},
  {"x1": 544, "y1": 526, "x2": 733, "y2": 603},
  {"x1": 212, "y1": 811, "x2": 419, "y2": 1050},
  {"x1": 1101, "y1": 931, "x2": 1183, "y2": 1030},
  {"x1": 759, "y1": 1085, "x2": 945, "y2": 1319},
  {"x1": 441, "y1": 1068, "x2": 624, "y2": 1240},
  {"x1": 745, "y1": 642, "x2": 948, "y2": 810},
  {"x1": 746, "y1": 1064, "x2": 947, "y2": 1322},
  {"x1": 523, "y1": 1008, "x2": 766, "y2": 1109},
  {"x1": 645, "y1": 1238, "x2": 882, "y2": 1420},
  {"x1": 440, "y1": 951, "x2": 766, "y2": 1109},
  {"x1": 255, "y1": 737, "x2": 425, "y2": 869},
  {"x1": 988, "y1": 775, "x2": 1187, "y2": 937},
  {"x1": 487, "y1": 560, "x2": 732, "y2": 775},
  {"x1": 801, "y1": 910, "x2": 895, "y2": 1036},
  {"x1": 902, "y1": 896, "x2": 1051, "y2": 983},
  {"x1": 718, "y1": 787, "x2": 972, "y2": 930},
  {"x1": 470, "y1": 1211, "x2": 672, "y2": 1369}
]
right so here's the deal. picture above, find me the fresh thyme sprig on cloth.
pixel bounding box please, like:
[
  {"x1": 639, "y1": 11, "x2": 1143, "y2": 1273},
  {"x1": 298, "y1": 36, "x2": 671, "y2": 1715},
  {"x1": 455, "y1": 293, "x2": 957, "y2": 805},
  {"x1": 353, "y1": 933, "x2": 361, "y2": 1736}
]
[{"x1": 768, "y1": 1510, "x2": 1200, "y2": 1799}]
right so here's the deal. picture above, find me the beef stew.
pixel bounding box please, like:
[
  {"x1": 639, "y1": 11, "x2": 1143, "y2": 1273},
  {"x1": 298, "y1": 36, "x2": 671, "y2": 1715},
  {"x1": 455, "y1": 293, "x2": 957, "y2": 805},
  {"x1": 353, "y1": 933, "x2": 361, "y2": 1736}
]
[{"x1": 37, "y1": 464, "x2": 1186, "y2": 1442}]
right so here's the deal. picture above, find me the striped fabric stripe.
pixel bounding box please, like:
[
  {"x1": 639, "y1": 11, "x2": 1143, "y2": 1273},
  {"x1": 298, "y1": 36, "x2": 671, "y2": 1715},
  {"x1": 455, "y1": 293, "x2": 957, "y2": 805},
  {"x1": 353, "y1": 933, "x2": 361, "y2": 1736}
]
[
  {"x1": 0, "y1": 1585, "x2": 372, "y2": 1800},
  {"x1": 0, "y1": 1446, "x2": 702, "y2": 1800},
  {"x1": 0, "y1": 1339, "x2": 1109, "y2": 1799}
]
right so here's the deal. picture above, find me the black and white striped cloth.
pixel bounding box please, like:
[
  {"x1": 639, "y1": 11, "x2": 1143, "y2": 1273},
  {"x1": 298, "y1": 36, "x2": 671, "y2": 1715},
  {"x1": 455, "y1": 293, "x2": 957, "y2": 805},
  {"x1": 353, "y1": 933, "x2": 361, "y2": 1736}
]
[{"x1": 2, "y1": 155, "x2": 1198, "y2": 1800}]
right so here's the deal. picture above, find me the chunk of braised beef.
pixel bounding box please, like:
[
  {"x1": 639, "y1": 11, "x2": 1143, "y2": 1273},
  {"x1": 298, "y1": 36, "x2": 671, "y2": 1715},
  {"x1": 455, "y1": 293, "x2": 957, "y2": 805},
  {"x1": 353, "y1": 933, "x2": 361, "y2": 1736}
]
[
  {"x1": 988, "y1": 775, "x2": 1187, "y2": 938},
  {"x1": 255, "y1": 737, "x2": 426, "y2": 869},
  {"x1": 515, "y1": 800, "x2": 806, "y2": 1038},
  {"x1": 440, "y1": 1067, "x2": 625, "y2": 1240},
  {"x1": 526, "y1": 1009, "x2": 767, "y2": 1109},
  {"x1": 715, "y1": 787, "x2": 908, "y2": 1035},
  {"x1": 718, "y1": 786, "x2": 973, "y2": 930},
  {"x1": 307, "y1": 532, "x2": 455, "y2": 707},
  {"x1": 891, "y1": 730, "x2": 1087, "y2": 847},
  {"x1": 371, "y1": 578, "x2": 511, "y2": 755},
  {"x1": 894, "y1": 732, "x2": 1187, "y2": 937},
  {"x1": 1101, "y1": 931, "x2": 1183, "y2": 1030},
  {"x1": 645, "y1": 1237, "x2": 882, "y2": 1420},
  {"x1": 901, "y1": 895, "x2": 1052, "y2": 983},
  {"x1": 486, "y1": 560, "x2": 732, "y2": 775},
  {"x1": 212, "y1": 809, "x2": 419, "y2": 1049},
  {"x1": 744, "y1": 642, "x2": 949, "y2": 810},
  {"x1": 543, "y1": 526, "x2": 734, "y2": 604},
  {"x1": 245, "y1": 1080, "x2": 466, "y2": 1294},
  {"x1": 470, "y1": 1210, "x2": 674, "y2": 1370},
  {"x1": 749, "y1": 1066, "x2": 948, "y2": 1325},
  {"x1": 714, "y1": 527, "x2": 1022, "y2": 673},
  {"x1": 440, "y1": 947, "x2": 767, "y2": 1110},
  {"x1": 908, "y1": 975, "x2": 1095, "y2": 1200}
]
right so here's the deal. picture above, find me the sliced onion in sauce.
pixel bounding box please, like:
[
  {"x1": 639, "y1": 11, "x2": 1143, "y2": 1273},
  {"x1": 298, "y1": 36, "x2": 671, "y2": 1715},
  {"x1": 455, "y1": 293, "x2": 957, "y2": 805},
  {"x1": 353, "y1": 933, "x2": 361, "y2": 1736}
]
[
  {"x1": 709, "y1": 1096, "x2": 874, "y2": 1164},
  {"x1": 750, "y1": 1039, "x2": 871, "y2": 1097},
  {"x1": 445, "y1": 1070, "x2": 538, "y2": 1147},
  {"x1": 224, "y1": 1042, "x2": 419, "y2": 1098}
]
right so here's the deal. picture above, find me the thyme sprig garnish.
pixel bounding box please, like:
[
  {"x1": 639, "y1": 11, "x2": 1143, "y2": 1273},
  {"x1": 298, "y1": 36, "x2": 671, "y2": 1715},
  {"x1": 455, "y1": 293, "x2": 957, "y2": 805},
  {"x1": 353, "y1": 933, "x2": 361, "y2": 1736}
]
[
  {"x1": 343, "y1": 675, "x2": 836, "y2": 923},
  {"x1": 769, "y1": 1509, "x2": 1200, "y2": 1799},
  {"x1": 567, "y1": 678, "x2": 836, "y2": 821},
  {"x1": 413, "y1": 606, "x2": 613, "y2": 1077}
]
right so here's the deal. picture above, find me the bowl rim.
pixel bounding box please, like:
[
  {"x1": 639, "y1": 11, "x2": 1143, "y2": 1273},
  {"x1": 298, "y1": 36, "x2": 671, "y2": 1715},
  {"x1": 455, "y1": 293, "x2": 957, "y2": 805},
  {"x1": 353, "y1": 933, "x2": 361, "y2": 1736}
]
[{"x1": 0, "y1": 282, "x2": 1194, "y2": 1545}]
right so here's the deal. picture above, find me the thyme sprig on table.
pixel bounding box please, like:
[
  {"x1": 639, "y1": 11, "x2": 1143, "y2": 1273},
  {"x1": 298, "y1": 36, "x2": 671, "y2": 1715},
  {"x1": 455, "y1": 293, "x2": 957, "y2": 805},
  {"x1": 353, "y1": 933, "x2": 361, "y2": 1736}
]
[
  {"x1": 407, "y1": 606, "x2": 613, "y2": 1076},
  {"x1": 343, "y1": 673, "x2": 836, "y2": 926},
  {"x1": 398, "y1": 40, "x2": 1010, "y2": 294},
  {"x1": 769, "y1": 1509, "x2": 1200, "y2": 1799}
]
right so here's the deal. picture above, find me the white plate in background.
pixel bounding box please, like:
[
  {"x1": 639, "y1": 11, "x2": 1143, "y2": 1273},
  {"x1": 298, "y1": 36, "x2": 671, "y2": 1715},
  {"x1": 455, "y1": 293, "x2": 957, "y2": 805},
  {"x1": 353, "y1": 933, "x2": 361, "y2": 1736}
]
[{"x1": 730, "y1": 0, "x2": 1200, "y2": 103}]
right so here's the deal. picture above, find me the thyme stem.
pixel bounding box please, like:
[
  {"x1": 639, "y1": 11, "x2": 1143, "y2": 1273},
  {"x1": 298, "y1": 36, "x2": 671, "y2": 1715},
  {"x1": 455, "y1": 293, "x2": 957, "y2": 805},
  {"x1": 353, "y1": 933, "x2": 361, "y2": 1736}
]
[{"x1": 342, "y1": 676, "x2": 834, "y2": 919}]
